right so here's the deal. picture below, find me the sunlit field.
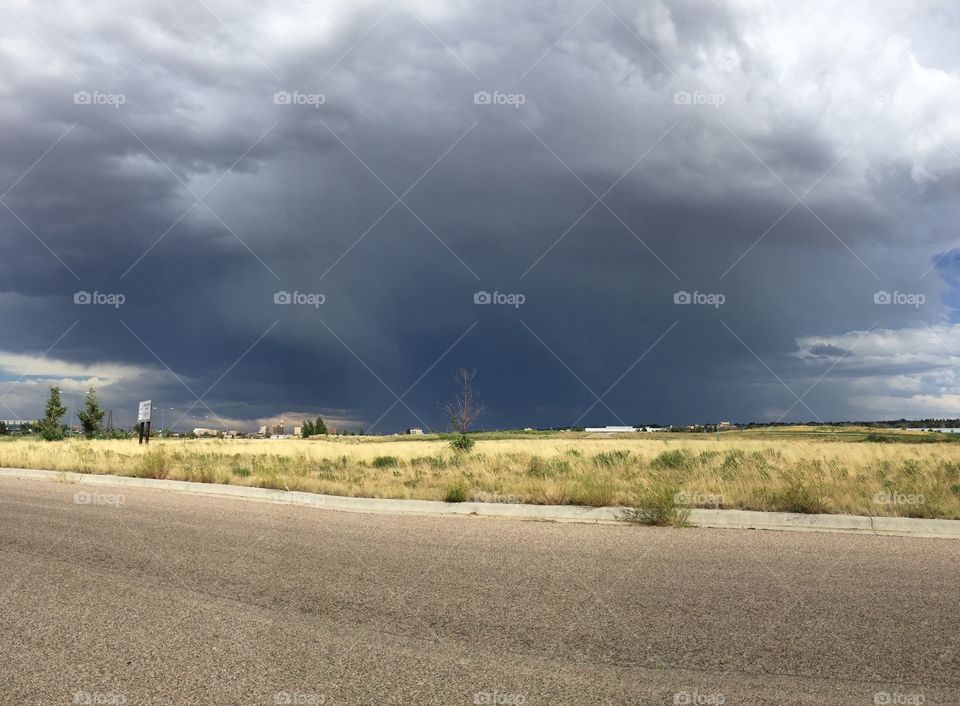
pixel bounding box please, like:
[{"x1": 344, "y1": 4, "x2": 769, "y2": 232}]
[{"x1": 2, "y1": 429, "x2": 960, "y2": 518}]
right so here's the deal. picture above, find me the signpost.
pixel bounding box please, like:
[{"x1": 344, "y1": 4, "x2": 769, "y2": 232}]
[{"x1": 137, "y1": 400, "x2": 152, "y2": 444}]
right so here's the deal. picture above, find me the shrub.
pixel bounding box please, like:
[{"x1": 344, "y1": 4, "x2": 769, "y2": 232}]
[
  {"x1": 73, "y1": 446, "x2": 96, "y2": 472},
  {"x1": 444, "y1": 479, "x2": 470, "y2": 502},
  {"x1": 651, "y1": 449, "x2": 692, "y2": 470},
  {"x1": 527, "y1": 456, "x2": 570, "y2": 478},
  {"x1": 39, "y1": 426, "x2": 64, "y2": 441},
  {"x1": 412, "y1": 455, "x2": 448, "y2": 470},
  {"x1": 721, "y1": 449, "x2": 746, "y2": 470},
  {"x1": 937, "y1": 462, "x2": 960, "y2": 481},
  {"x1": 184, "y1": 456, "x2": 219, "y2": 484},
  {"x1": 372, "y1": 455, "x2": 399, "y2": 468},
  {"x1": 770, "y1": 477, "x2": 826, "y2": 514},
  {"x1": 450, "y1": 434, "x2": 475, "y2": 452},
  {"x1": 317, "y1": 456, "x2": 349, "y2": 473},
  {"x1": 899, "y1": 459, "x2": 922, "y2": 479},
  {"x1": 568, "y1": 476, "x2": 617, "y2": 507},
  {"x1": 697, "y1": 450, "x2": 720, "y2": 464},
  {"x1": 136, "y1": 449, "x2": 170, "y2": 480},
  {"x1": 592, "y1": 450, "x2": 630, "y2": 467},
  {"x1": 231, "y1": 465, "x2": 252, "y2": 477},
  {"x1": 620, "y1": 477, "x2": 691, "y2": 526},
  {"x1": 97, "y1": 428, "x2": 133, "y2": 440}
]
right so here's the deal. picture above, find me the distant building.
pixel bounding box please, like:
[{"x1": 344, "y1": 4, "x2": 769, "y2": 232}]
[
  {"x1": 293, "y1": 426, "x2": 302, "y2": 437},
  {"x1": 259, "y1": 422, "x2": 285, "y2": 437},
  {"x1": 193, "y1": 428, "x2": 220, "y2": 437},
  {"x1": 0, "y1": 420, "x2": 32, "y2": 433},
  {"x1": 407, "y1": 428, "x2": 424, "y2": 435},
  {"x1": 717, "y1": 421, "x2": 735, "y2": 431},
  {"x1": 585, "y1": 426, "x2": 638, "y2": 433}
]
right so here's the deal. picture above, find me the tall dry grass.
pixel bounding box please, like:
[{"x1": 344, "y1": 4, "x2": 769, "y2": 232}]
[{"x1": 1, "y1": 435, "x2": 958, "y2": 518}]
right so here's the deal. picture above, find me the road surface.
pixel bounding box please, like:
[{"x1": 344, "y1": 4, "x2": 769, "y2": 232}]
[{"x1": 0, "y1": 477, "x2": 957, "y2": 705}]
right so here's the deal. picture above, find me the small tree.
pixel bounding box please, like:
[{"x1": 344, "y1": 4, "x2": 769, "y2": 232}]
[
  {"x1": 40, "y1": 387, "x2": 67, "y2": 441},
  {"x1": 0, "y1": 421, "x2": 7, "y2": 436},
  {"x1": 314, "y1": 417, "x2": 327, "y2": 435},
  {"x1": 444, "y1": 368, "x2": 483, "y2": 434},
  {"x1": 444, "y1": 368, "x2": 483, "y2": 452},
  {"x1": 77, "y1": 387, "x2": 105, "y2": 438},
  {"x1": 302, "y1": 420, "x2": 314, "y2": 438}
]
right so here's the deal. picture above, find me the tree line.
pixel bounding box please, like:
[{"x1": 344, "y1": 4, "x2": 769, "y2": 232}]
[
  {"x1": 3, "y1": 386, "x2": 117, "y2": 441},
  {"x1": 11, "y1": 368, "x2": 484, "y2": 443}
]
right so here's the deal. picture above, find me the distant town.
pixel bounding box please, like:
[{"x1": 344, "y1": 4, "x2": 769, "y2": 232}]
[{"x1": 3, "y1": 417, "x2": 960, "y2": 439}]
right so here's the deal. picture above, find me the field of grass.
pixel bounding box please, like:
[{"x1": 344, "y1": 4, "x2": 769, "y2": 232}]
[{"x1": 2, "y1": 429, "x2": 960, "y2": 519}]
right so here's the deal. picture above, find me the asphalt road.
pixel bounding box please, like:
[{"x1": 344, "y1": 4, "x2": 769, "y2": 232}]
[{"x1": 0, "y1": 478, "x2": 957, "y2": 705}]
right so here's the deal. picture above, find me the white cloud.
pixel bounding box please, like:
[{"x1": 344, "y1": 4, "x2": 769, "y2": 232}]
[{"x1": 795, "y1": 323, "x2": 960, "y2": 416}]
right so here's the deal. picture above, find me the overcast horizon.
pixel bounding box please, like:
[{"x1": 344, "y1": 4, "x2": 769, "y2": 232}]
[{"x1": 3, "y1": 1, "x2": 960, "y2": 432}]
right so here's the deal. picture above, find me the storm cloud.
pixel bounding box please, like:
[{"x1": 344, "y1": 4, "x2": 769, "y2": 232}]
[{"x1": 2, "y1": 0, "x2": 960, "y2": 430}]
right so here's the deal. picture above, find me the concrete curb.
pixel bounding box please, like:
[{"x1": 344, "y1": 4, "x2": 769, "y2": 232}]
[{"x1": 2, "y1": 467, "x2": 958, "y2": 539}]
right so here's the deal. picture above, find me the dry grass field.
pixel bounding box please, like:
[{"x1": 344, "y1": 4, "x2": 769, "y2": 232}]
[{"x1": 2, "y1": 429, "x2": 960, "y2": 519}]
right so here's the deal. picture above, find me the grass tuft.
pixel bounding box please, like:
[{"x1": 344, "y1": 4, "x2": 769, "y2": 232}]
[
  {"x1": 592, "y1": 450, "x2": 630, "y2": 467},
  {"x1": 444, "y1": 479, "x2": 470, "y2": 503},
  {"x1": 651, "y1": 449, "x2": 692, "y2": 470},
  {"x1": 621, "y1": 476, "x2": 691, "y2": 526},
  {"x1": 135, "y1": 448, "x2": 170, "y2": 479}
]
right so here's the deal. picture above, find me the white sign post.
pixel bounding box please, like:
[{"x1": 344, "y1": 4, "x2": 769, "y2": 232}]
[{"x1": 137, "y1": 400, "x2": 152, "y2": 444}]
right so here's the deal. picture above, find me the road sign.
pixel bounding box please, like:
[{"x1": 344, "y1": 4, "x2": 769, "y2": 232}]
[{"x1": 138, "y1": 400, "x2": 152, "y2": 423}]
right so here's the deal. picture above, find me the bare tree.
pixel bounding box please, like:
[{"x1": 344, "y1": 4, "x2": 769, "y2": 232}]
[{"x1": 443, "y1": 368, "x2": 484, "y2": 434}]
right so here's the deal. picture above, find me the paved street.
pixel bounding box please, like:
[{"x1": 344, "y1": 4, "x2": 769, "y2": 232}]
[{"x1": 1, "y1": 477, "x2": 957, "y2": 705}]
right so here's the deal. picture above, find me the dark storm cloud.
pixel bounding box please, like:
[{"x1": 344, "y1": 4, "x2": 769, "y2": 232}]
[{"x1": 3, "y1": 0, "x2": 960, "y2": 429}]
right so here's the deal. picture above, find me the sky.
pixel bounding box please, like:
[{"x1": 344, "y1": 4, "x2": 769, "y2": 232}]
[{"x1": 2, "y1": 0, "x2": 960, "y2": 432}]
